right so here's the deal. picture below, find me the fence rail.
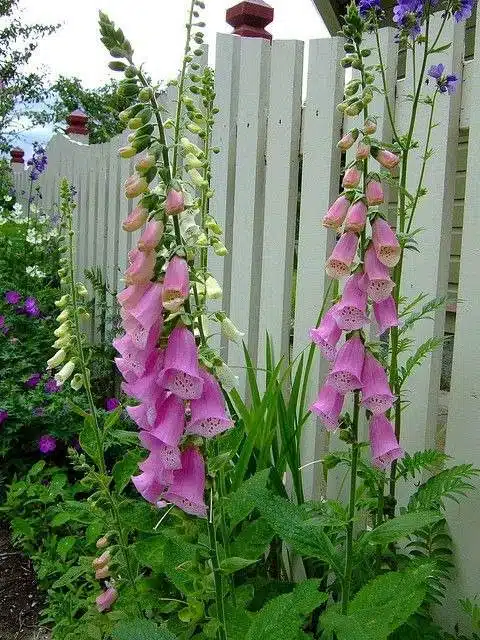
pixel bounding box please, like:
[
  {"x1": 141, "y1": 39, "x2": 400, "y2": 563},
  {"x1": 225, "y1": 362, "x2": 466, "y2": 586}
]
[{"x1": 11, "y1": 13, "x2": 480, "y2": 628}]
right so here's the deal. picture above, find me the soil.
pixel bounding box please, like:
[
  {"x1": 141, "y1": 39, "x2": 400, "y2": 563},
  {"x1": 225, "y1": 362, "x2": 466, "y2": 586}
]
[{"x1": 0, "y1": 524, "x2": 49, "y2": 640}]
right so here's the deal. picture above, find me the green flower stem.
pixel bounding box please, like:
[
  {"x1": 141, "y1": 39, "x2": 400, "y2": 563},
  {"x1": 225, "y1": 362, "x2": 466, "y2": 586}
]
[
  {"x1": 373, "y1": 19, "x2": 402, "y2": 147},
  {"x1": 342, "y1": 391, "x2": 360, "y2": 614},
  {"x1": 62, "y1": 186, "x2": 140, "y2": 608},
  {"x1": 208, "y1": 490, "x2": 228, "y2": 640}
]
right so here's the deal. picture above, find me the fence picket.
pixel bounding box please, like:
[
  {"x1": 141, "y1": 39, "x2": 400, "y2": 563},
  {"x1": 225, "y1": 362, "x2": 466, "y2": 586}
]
[
  {"x1": 292, "y1": 37, "x2": 344, "y2": 500},
  {"x1": 257, "y1": 39, "x2": 304, "y2": 370},
  {"x1": 228, "y1": 36, "x2": 271, "y2": 396}
]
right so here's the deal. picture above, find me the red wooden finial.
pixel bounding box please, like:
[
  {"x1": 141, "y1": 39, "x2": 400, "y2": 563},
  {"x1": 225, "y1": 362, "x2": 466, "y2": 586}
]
[
  {"x1": 66, "y1": 109, "x2": 89, "y2": 136},
  {"x1": 10, "y1": 147, "x2": 24, "y2": 165},
  {"x1": 226, "y1": 0, "x2": 274, "y2": 41}
]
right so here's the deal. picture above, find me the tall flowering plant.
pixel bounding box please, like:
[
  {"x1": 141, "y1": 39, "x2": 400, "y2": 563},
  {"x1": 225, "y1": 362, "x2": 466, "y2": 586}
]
[{"x1": 304, "y1": 0, "x2": 476, "y2": 616}]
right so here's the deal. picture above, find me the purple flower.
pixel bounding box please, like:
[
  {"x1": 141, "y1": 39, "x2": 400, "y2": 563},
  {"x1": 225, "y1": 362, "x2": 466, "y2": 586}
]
[
  {"x1": 25, "y1": 373, "x2": 42, "y2": 389},
  {"x1": 358, "y1": 0, "x2": 381, "y2": 15},
  {"x1": 29, "y1": 143, "x2": 48, "y2": 182},
  {"x1": 24, "y1": 297, "x2": 40, "y2": 318},
  {"x1": 0, "y1": 410, "x2": 8, "y2": 425},
  {"x1": 454, "y1": 0, "x2": 474, "y2": 21},
  {"x1": 33, "y1": 406, "x2": 45, "y2": 417},
  {"x1": 0, "y1": 316, "x2": 5, "y2": 328},
  {"x1": 427, "y1": 63, "x2": 444, "y2": 79},
  {"x1": 393, "y1": 0, "x2": 424, "y2": 37},
  {"x1": 44, "y1": 378, "x2": 61, "y2": 394},
  {"x1": 105, "y1": 397, "x2": 120, "y2": 411},
  {"x1": 428, "y1": 64, "x2": 459, "y2": 95},
  {"x1": 38, "y1": 435, "x2": 56, "y2": 454},
  {"x1": 5, "y1": 291, "x2": 21, "y2": 305}
]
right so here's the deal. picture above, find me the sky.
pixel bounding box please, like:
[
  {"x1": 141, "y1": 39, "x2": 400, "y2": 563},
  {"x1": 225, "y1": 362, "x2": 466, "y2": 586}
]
[{"x1": 16, "y1": 0, "x2": 328, "y2": 154}]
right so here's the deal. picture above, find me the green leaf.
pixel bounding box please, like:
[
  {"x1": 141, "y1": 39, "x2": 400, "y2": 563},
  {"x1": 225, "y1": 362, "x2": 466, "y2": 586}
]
[
  {"x1": 118, "y1": 498, "x2": 159, "y2": 532},
  {"x1": 27, "y1": 460, "x2": 46, "y2": 478},
  {"x1": 104, "y1": 405, "x2": 123, "y2": 430},
  {"x1": 398, "y1": 336, "x2": 445, "y2": 388},
  {"x1": 225, "y1": 468, "x2": 271, "y2": 528},
  {"x1": 112, "y1": 619, "x2": 177, "y2": 640},
  {"x1": 246, "y1": 580, "x2": 327, "y2": 640},
  {"x1": 51, "y1": 564, "x2": 88, "y2": 589},
  {"x1": 79, "y1": 415, "x2": 101, "y2": 466},
  {"x1": 257, "y1": 493, "x2": 343, "y2": 574},
  {"x1": 66, "y1": 399, "x2": 89, "y2": 418},
  {"x1": 429, "y1": 42, "x2": 452, "y2": 54},
  {"x1": 362, "y1": 511, "x2": 443, "y2": 546},
  {"x1": 113, "y1": 450, "x2": 143, "y2": 494},
  {"x1": 408, "y1": 464, "x2": 480, "y2": 511},
  {"x1": 230, "y1": 518, "x2": 274, "y2": 560},
  {"x1": 321, "y1": 563, "x2": 434, "y2": 640},
  {"x1": 57, "y1": 536, "x2": 76, "y2": 561},
  {"x1": 11, "y1": 517, "x2": 34, "y2": 539},
  {"x1": 220, "y1": 557, "x2": 258, "y2": 574},
  {"x1": 135, "y1": 535, "x2": 165, "y2": 570}
]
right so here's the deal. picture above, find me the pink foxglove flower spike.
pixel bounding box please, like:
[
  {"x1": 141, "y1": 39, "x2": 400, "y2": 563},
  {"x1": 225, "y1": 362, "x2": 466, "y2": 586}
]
[
  {"x1": 344, "y1": 200, "x2": 367, "y2": 234},
  {"x1": 366, "y1": 178, "x2": 384, "y2": 206},
  {"x1": 327, "y1": 336, "x2": 365, "y2": 393},
  {"x1": 122, "y1": 205, "x2": 148, "y2": 232},
  {"x1": 149, "y1": 394, "x2": 185, "y2": 447},
  {"x1": 325, "y1": 232, "x2": 359, "y2": 279},
  {"x1": 361, "y1": 352, "x2": 396, "y2": 414},
  {"x1": 124, "y1": 249, "x2": 155, "y2": 285},
  {"x1": 323, "y1": 195, "x2": 350, "y2": 229},
  {"x1": 337, "y1": 129, "x2": 358, "y2": 151},
  {"x1": 373, "y1": 296, "x2": 399, "y2": 335},
  {"x1": 137, "y1": 220, "x2": 164, "y2": 251},
  {"x1": 342, "y1": 165, "x2": 362, "y2": 189},
  {"x1": 162, "y1": 256, "x2": 189, "y2": 312},
  {"x1": 309, "y1": 382, "x2": 345, "y2": 431}
]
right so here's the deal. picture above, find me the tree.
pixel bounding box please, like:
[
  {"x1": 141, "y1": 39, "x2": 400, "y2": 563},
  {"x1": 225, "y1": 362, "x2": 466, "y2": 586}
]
[
  {"x1": 0, "y1": 0, "x2": 59, "y2": 152},
  {"x1": 49, "y1": 76, "x2": 131, "y2": 144}
]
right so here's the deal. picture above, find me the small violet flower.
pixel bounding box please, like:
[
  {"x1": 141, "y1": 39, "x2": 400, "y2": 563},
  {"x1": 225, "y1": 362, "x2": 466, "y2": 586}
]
[
  {"x1": 428, "y1": 64, "x2": 458, "y2": 95},
  {"x1": 5, "y1": 290, "x2": 21, "y2": 305},
  {"x1": 25, "y1": 373, "x2": 42, "y2": 389},
  {"x1": 39, "y1": 434, "x2": 56, "y2": 454},
  {"x1": 105, "y1": 397, "x2": 120, "y2": 411},
  {"x1": 23, "y1": 296, "x2": 40, "y2": 318},
  {"x1": 358, "y1": 0, "x2": 381, "y2": 17},
  {"x1": 44, "y1": 378, "x2": 61, "y2": 394},
  {"x1": 454, "y1": 0, "x2": 474, "y2": 22},
  {"x1": 0, "y1": 409, "x2": 8, "y2": 425}
]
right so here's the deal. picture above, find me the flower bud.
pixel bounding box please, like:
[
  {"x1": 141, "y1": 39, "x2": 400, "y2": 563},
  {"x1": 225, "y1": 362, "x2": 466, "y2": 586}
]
[
  {"x1": 221, "y1": 317, "x2": 244, "y2": 343},
  {"x1": 215, "y1": 362, "x2": 238, "y2": 392},
  {"x1": 180, "y1": 137, "x2": 202, "y2": 157},
  {"x1": 96, "y1": 536, "x2": 109, "y2": 549},
  {"x1": 128, "y1": 117, "x2": 143, "y2": 130},
  {"x1": 93, "y1": 550, "x2": 111, "y2": 570},
  {"x1": 165, "y1": 189, "x2": 185, "y2": 215},
  {"x1": 56, "y1": 309, "x2": 69, "y2": 323},
  {"x1": 188, "y1": 168, "x2": 208, "y2": 189},
  {"x1": 137, "y1": 220, "x2": 164, "y2": 251},
  {"x1": 122, "y1": 205, "x2": 149, "y2": 232},
  {"x1": 76, "y1": 284, "x2": 88, "y2": 298},
  {"x1": 96, "y1": 587, "x2": 117, "y2": 613},
  {"x1": 323, "y1": 195, "x2": 350, "y2": 229},
  {"x1": 95, "y1": 566, "x2": 111, "y2": 580},
  {"x1": 337, "y1": 129, "x2": 359, "y2": 151},
  {"x1": 53, "y1": 336, "x2": 70, "y2": 350},
  {"x1": 135, "y1": 155, "x2": 156, "y2": 173},
  {"x1": 124, "y1": 174, "x2": 148, "y2": 199},
  {"x1": 366, "y1": 178, "x2": 384, "y2": 206},
  {"x1": 53, "y1": 323, "x2": 70, "y2": 338},
  {"x1": 205, "y1": 217, "x2": 222, "y2": 235},
  {"x1": 203, "y1": 276, "x2": 222, "y2": 300},
  {"x1": 54, "y1": 360, "x2": 75, "y2": 384},
  {"x1": 118, "y1": 146, "x2": 137, "y2": 159},
  {"x1": 364, "y1": 118, "x2": 377, "y2": 134},
  {"x1": 344, "y1": 101, "x2": 364, "y2": 117},
  {"x1": 138, "y1": 87, "x2": 153, "y2": 102},
  {"x1": 342, "y1": 165, "x2": 362, "y2": 189},
  {"x1": 196, "y1": 233, "x2": 208, "y2": 247},
  {"x1": 372, "y1": 148, "x2": 400, "y2": 170},
  {"x1": 55, "y1": 295, "x2": 70, "y2": 309},
  {"x1": 71, "y1": 374, "x2": 84, "y2": 391},
  {"x1": 47, "y1": 349, "x2": 66, "y2": 370},
  {"x1": 356, "y1": 142, "x2": 370, "y2": 160},
  {"x1": 184, "y1": 153, "x2": 204, "y2": 169},
  {"x1": 212, "y1": 241, "x2": 228, "y2": 256}
]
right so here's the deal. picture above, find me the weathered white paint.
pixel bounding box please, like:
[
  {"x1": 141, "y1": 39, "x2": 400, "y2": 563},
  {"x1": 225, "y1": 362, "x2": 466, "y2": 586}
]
[{"x1": 292, "y1": 37, "x2": 344, "y2": 500}]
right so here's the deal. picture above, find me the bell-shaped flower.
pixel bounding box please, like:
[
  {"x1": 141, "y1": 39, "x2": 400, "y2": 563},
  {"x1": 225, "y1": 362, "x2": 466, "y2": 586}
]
[
  {"x1": 344, "y1": 200, "x2": 367, "y2": 234},
  {"x1": 323, "y1": 195, "x2": 350, "y2": 229},
  {"x1": 342, "y1": 165, "x2": 362, "y2": 189},
  {"x1": 373, "y1": 296, "x2": 399, "y2": 335},
  {"x1": 356, "y1": 141, "x2": 370, "y2": 160},
  {"x1": 131, "y1": 471, "x2": 166, "y2": 504},
  {"x1": 309, "y1": 382, "x2": 345, "y2": 431},
  {"x1": 117, "y1": 283, "x2": 152, "y2": 310},
  {"x1": 124, "y1": 174, "x2": 148, "y2": 199},
  {"x1": 337, "y1": 128, "x2": 358, "y2": 151},
  {"x1": 165, "y1": 188, "x2": 185, "y2": 215},
  {"x1": 54, "y1": 360, "x2": 75, "y2": 385},
  {"x1": 221, "y1": 317, "x2": 244, "y2": 344},
  {"x1": 149, "y1": 394, "x2": 185, "y2": 447},
  {"x1": 70, "y1": 373, "x2": 84, "y2": 391},
  {"x1": 122, "y1": 205, "x2": 148, "y2": 232},
  {"x1": 372, "y1": 148, "x2": 400, "y2": 170},
  {"x1": 96, "y1": 587, "x2": 118, "y2": 613},
  {"x1": 137, "y1": 220, "x2": 164, "y2": 251},
  {"x1": 121, "y1": 313, "x2": 162, "y2": 352},
  {"x1": 113, "y1": 333, "x2": 153, "y2": 378},
  {"x1": 372, "y1": 218, "x2": 401, "y2": 268},
  {"x1": 121, "y1": 351, "x2": 164, "y2": 402},
  {"x1": 369, "y1": 414, "x2": 404, "y2": 469},
  {"x1": 331, "y1": 271, "x2": 368, "y2": 331},
  {"x1": 186, "y1": 370, "x2": 234, "y2": 437},
  {"x1": 325, "y1": 232, "x2": 359, "y2": 279},
  {"x1": 127, "y1": 282, "x2": 163, "y2": 332},
  {"x1": 162, "y1": 256, "x2": 189, "y2": 312},
  {"x1": 126, "y1": 403, "x2": 152, "y2": 431},
  {"x1": 163, "y1": 447, "x2": 207, "y2": 517},
  {"x1": 310, "y1": 306, "x2": 342, "y2": 361},
  {"x1": 364, "y1": 244, "x2": 395, "y2": 302},
  {"x1": 214, "y1": 362, "x2": 238, "y2": 392},
  {"x1": 47, "y1": 349, "x2": 66, "y2": 370},
  {"x1": 93, "y1": 550, "x2": 111, "y2": 570},
  {"x1": 361, "y1": 352, "x2": 396, "y2": 415},
  {"x1": 139, "y1": 432, "x2": 182, "y2": 471},
  {"x1": 327, "y1": 336, "x2": 364, "y2": 393},
  {"x1": 124, "y1": 249, "x2": 155, "y2": 285},
  {"x1": 157, "y1": 327, "x2": 203, "y2": 400},
  {"x1": 366, "y1": 177, "x2": 384, "y2": 206}
]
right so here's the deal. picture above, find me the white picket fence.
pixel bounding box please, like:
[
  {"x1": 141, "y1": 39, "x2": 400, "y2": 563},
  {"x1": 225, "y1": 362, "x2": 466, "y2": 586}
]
[{"x1": 11, "y1": 14, "x2": 480, "y2": 629}]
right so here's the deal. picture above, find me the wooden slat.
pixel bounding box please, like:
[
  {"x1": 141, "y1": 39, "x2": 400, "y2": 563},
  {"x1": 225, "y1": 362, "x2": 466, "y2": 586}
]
[
  {"x1": 292, "y1": 37, "x2": 344, "y2": 500},
  {"x1": 228, "y1": 36, "x2": 272, "y2": 397},
  {"x1": 257, "y1": 39, "x2": 304, "y2": 368}
]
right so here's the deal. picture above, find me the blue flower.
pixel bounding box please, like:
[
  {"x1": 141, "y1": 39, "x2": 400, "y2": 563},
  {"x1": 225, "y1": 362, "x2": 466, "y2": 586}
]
[
  {"x1": 393, "y1": 0, "x2": 424, "y2": 37},
  {"x1": 454, "y1": 0, "x2": 474, "y2": 21},
  {"x1": 428, "y1": 64, "x2": 459, "y2": 95},
  {"x1": 427, "y1": 63, "x2": 444, "y2": 79},
  {"x1": 358, "y1": 0, "x2": 381, "y2": 16}
]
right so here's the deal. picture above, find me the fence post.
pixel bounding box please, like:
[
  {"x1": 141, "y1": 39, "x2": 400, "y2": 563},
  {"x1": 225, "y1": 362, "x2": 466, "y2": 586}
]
[
  {"x1": 65, "y1": 109, "x2": 89, "y2": 144},
  {"x1": 226, "y1": 0, "x2": 274, "y2": 41},
  {"x1": 441, "y1": 5, "x2": 480, "y2": 633},
  {"x1": 10, "y1": 147, "x2": 24, "y2": 172}
]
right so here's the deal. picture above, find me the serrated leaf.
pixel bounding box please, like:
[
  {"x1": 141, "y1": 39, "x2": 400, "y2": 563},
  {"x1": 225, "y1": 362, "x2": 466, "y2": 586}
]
[
  {"x1": 79, "y1": 415, "x2": 101, "y2": 466},
  {"x1": 57, "y1": 536, "x2": 76, "y2": 561},
  {"x1": 11, "y1": 517, "x2": 34, "y2": 539},
  {"x1": 220, "y1": 557, "x2": 258, "y2": 574},
  {"x1": 321, "y1": 564, "x2": 433, "y2": 640},
  {"x1": 230, "y1": 518, "x2": 274, "y2": 560},
  {"x1": 113, "y1": 450, "x2": 143, "y2": 494},
  {"x1": 51, "y1": 564, "x2": 88, "y2": 589},
  {"x1": 112, "y1": 619, "x2": 177, "y2": 640},
  {"x1": 362, "y1": 511, "x2": 442, "y2": 546},
  {"x1": 224, "y1": 468, "x2": 271, "y2": 528},
  {"x1": 245, "y1": 580, "x2": 327, "y2": 640},
  {"x1": 408, "y1": 464, "x2": 479, "y2": 511},
  {"x1": 135, "y1": 535, "x2": 165, "y2": 570}
]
